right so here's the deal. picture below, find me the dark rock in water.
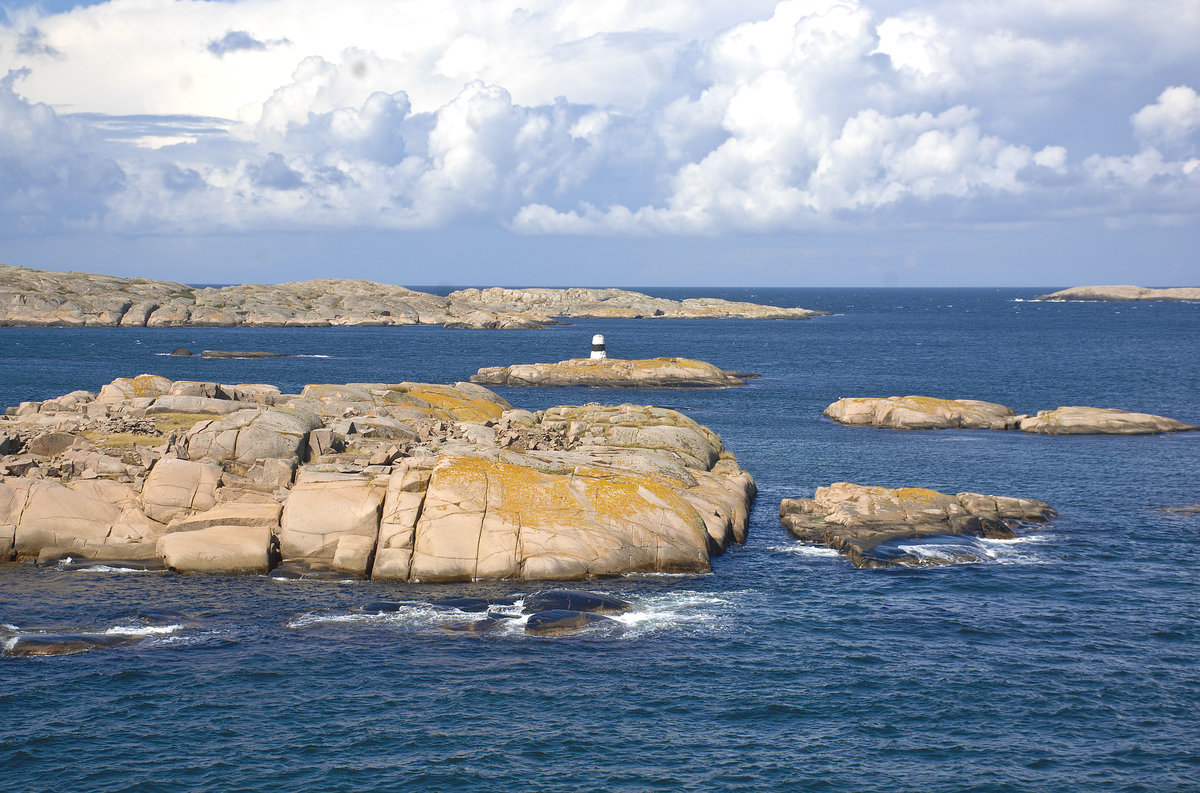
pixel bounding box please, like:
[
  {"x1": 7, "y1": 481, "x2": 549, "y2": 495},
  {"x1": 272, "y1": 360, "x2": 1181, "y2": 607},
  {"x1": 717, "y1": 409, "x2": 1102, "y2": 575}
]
[
  {"x1": 5, "y1": 633, "x2": 139, "y2": 657},
  {"x1": 360, "y1": 600, "x2": 406, "y2": 613},
  {"x1": 523, "y1": 590, "x2": 632, "y2": 615},
  {"x1": 431, "y1": 597, "x2": 518, "y2": 612},
  {"x1": 270, "y1": 559, "x2": 362, "y2": 581},
  {"x1": 133, "y1": 609, "x2": 189, "y2": 625},
  {"x1": 1159, "y1": 504, "x2": 1200, "y2": 516},
  {"x1": 170, "y1": 347, "x2": 194, "y2": 356},
  {"x1": 441, "y1": 617, "x2": 507, "y2": 633},
  {"x1": 200, "y1": 350, "x2": 291, "y2": 359},
  {"x1": 524, "y1": 609, "x2": 621, "y2": 636}
]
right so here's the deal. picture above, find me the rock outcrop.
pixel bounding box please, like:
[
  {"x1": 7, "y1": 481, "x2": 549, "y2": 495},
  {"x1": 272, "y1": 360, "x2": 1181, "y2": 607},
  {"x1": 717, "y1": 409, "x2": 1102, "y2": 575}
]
[
  {"x1": 1016, "y1": 406, "x2": 1197, "y2": 435},
  {"x1": 1035, "y1": 286, "x2": 1200, "y2": 302},
  {"x1": 780, "y1": 483, "x2": 1056, "y2": 568},
  {"x1": 471, "y1": 357, "x2": 756, "y2": 389},
  {"x1": 0, "y1": 374, "x2": 755, "y2": 582},
  {"x1": 824, "y1": 396, "x2": 1021, "y2": 430},
  {"x1": 0, "y1": 264, "x2": 826, "y2": 329},
  {"x1": 824, "y1": 396, "x2": 1196, "y2": 435}
]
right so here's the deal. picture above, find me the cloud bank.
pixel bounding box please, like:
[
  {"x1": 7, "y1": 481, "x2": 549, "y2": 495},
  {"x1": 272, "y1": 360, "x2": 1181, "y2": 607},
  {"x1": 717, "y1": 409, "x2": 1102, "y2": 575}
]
[{"x1": 0, "y1": 0, "x2": 1197, "y2": 240}]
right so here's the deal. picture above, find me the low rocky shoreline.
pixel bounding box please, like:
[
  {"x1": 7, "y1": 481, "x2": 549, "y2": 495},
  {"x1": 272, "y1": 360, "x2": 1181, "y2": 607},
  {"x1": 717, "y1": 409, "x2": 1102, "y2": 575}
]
[
  {"x1": 0, "y1": 264, "x2": 827, "y2": 329},
  {"x1": 471, "y1": 357, "x2": 756, "y2": 389},
  {"x1": 1035, "y1": 285, "x2": 1200, "y2": 302}
]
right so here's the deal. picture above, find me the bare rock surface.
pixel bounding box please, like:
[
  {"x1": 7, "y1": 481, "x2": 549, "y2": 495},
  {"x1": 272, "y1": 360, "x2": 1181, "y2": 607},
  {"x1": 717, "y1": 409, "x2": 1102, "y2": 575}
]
[
  {"x1": 780, "y1": 483, "x2": 1056, "y2": 568},
  {"x1": 1035, "y1": 285, "x2": 1200, "y2": 302},
  {"x1": 1016, "y1": 406, "x2": 1198, "y2": 435},
  {"x1": 471, "y1": 357, "x2": 756, "y2": 389},
  {"x1": 0, "y1": 374, "x2": 755, "y2": 582},
  {"x1": 0, "y1": 264, "x2": 826, "y2": 329},
  {"x1": 825, "y1": 396, "x2": 1195, "y2": 435},
  {"x1": 824, "y1": 396, "x2": 1021, "y2": 430}
]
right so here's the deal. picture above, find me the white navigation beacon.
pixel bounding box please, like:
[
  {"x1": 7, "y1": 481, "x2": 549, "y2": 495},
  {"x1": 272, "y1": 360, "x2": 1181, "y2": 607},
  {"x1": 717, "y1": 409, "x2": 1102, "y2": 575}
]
[{"x1": 590, "y1": 334, "x2": 607, "y2": 359}]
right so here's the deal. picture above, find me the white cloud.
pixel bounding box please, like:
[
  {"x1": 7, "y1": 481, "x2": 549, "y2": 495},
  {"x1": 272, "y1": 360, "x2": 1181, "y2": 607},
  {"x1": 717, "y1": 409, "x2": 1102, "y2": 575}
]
[
  {"x1": 1132, "y1": 85, "x2": 1200, "y2": 151},
  {"x1": 0, "y1": 0, "x2": 1198, "y2": 239}
]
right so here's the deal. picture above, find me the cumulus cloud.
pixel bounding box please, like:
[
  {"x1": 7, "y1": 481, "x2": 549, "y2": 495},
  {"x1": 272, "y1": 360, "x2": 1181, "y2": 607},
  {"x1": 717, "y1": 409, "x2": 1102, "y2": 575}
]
[
  {"x1": 1132, "y1": 85, "x2": 1200, "y2": 151},
  {"x1": 0, "y1": 0, "x2": 1198, "y2": 238}
]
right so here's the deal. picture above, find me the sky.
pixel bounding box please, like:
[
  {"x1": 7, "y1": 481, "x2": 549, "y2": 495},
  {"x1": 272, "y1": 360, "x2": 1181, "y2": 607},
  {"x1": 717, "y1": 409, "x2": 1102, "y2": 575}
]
[{"x1": 0, "y1": 0, "x2": 1197, "y2": 287}]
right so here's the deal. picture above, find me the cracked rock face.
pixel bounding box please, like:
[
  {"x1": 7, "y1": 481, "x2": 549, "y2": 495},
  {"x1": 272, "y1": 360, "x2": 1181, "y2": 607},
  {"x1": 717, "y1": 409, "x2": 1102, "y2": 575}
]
[
  {"x1": 0, "y1": 375, "x2": 755, "y2": 581},
  {"x1": 780, "y1": 483, "x2": 1056, "y2": 568}
]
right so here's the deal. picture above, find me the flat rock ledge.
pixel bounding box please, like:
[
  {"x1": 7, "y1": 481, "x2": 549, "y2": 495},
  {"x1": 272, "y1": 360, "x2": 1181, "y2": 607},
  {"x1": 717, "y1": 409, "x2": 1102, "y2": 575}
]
[
  {"x1": 824, "y1": 397, "x2": 1197, "y2": 435},
  {"x1": 780, "y1": 483, "x2": 1056, "y2": 568},
  {"x1": 471, "y1": 357, "x2": 756, "y2": 389},
  {"x1": 0, "y1": 375, "x2": 755, "y2": 582},
  {"x1": 1035, "y1": 286, "x2": 1200, "y2": 302},
  {"x1": 0, "y1": 264, "x2": 826, "y2": 329}
]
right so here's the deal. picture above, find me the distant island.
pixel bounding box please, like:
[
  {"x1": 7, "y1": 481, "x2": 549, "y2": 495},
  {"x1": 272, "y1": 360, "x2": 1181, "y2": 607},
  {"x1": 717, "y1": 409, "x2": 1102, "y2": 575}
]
[
  {"x1": 0, "y1": 264, "x2": 828, "y2": 329},
  {"x1": 1035, "y1": 285, "x2": 1200, "y2": 302}
]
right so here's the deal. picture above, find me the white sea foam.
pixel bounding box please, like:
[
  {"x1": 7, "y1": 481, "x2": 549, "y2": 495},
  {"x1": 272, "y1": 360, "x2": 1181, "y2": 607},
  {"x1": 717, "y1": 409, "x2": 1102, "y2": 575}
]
[
  {"x1": 893, "y1": 532, "x2": 1050, "y2": 566},
  {"x1": 296, "y1": 354, "x2": 332, "y2": 358},
  {"x1": 2, "y1": 637, "x2": 16, "y2": 653},
  {"x1": 771, "y1": 543, "x2": 841, "y2": 558},
  {"x1": 104, "y1": 623, "x2": 184, "y2": 637},
  {"x1": 69, "y1": 565, "x2": 162, "y2": 574}
]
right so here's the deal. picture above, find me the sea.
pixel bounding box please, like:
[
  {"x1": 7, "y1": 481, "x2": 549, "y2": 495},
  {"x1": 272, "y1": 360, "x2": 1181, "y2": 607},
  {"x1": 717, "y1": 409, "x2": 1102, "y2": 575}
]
[{"x1": 1, "y1": 287, "x2": 1197, "y2": 792}]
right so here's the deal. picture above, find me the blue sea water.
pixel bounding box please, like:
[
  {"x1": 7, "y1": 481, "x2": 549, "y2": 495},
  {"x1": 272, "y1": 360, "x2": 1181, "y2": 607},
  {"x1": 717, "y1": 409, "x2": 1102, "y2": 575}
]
[{"x1": 0, "y1": 288, "x2": 1198, "y2": 792}]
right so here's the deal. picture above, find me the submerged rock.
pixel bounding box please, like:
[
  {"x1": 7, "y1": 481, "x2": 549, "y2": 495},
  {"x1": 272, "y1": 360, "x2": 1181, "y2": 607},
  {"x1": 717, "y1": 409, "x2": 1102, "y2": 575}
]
[
  {"x1": 523, "y1": 590, "x2": 632, "y2": 615},
  {"x1": 4, "y1": 632, "x2": 140, "y2": 657},
  {"x1": 471, "y1": 357, "x2": 756, "y2": 389},
  {"x1": 779, "y1": 483, "x2": 1056, "y2": 569},
  {"x1": 524, "y1": 609, "x2": 622, "y2": 636},
  {"x1": 200, "y1": 350, "x2": 291, "y2": 359}
]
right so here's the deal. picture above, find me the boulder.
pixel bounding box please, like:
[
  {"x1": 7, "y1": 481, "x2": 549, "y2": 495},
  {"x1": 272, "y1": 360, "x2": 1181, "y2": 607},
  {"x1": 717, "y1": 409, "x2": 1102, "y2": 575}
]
[
  {"x1": 1017, "y1": 406, "x2": 1197, "y2": 435},
  {"x1": 6, "y1": 478, "x2": 123, "y2": 556},
  {"x1": 156, "y1": 525, "x2": 273, "y2": 574},
  {"x1": 184, "y1": 407, "x2": 321, "y2": 464},
  {"x1": 824, "y1": 396, "x2": 1021, "y2": 430},
  {"x1": 164, "y1": 501, "x2": 282, "y2": 533},
  {"x1": 779, "y1": 483, "x2": 1056, "y2": 568},
  {"x1": 141, "y1": 458, "x2": 222, "y2": 523},
  {"x1": 147, "y1": 395, "x2": 259, "y2": 415}
]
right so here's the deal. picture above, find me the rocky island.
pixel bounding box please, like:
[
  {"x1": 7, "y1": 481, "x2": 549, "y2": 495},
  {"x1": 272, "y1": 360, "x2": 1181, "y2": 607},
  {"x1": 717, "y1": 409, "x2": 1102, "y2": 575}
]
[
  {"x1": 471, "y1": 358, "x2": 756, "y2": 389},
  {"x1": 780, "y1": 483, "x2": 1057, "y2": 568},
  {"x1": 0, "y1": 375, "x2": 754, "y2": 582},
  {"x1": 0, "y1": 264, "x2": 827, "y2": 329},
  {"x1": 824, "y1": 396, "x2": 1196, "y2": 435},
  {"x1": 1034, "y1": 286, "x2": 1200, "y2": 302}
]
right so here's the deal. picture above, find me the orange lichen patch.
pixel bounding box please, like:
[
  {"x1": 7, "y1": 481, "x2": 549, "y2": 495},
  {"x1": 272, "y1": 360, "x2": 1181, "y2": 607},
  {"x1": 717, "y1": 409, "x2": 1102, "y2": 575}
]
[
  {"x1": 131, "y1": 374, "x2": 172, "y2": 398},
  {"x1": 386, "y1": 384, "x2": 507, "y2": 424},
  {"x1": 891, "y1": 396, "x2": 964, "y2": 413},
  {"x1": 860, "y1": 485, "x2": 948, "y2": 508}
]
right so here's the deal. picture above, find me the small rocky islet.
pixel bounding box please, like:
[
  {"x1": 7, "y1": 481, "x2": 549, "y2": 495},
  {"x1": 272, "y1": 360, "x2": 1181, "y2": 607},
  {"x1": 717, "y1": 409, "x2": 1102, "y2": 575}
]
[
  {"x1": 0, "y1": 264, "x2": 828, "y2": 329},
  {"x1": 780, "y1": 483, "x2": 1057, "y2": 568},
  {"x1": 471, "y1": 357, "x2": 757, "y2": 389},
  {"x1": 824, "y1": 396, "x2": 1197, "y2": 435},
  {"x1": 1035, "y1": 285, "x2": 1200, "y2": 302}
]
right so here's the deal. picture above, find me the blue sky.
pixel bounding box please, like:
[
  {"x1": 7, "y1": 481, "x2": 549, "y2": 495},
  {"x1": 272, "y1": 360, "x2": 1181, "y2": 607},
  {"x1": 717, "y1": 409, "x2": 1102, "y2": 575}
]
[{"x1": 1, "y1": 0, "x2": 1197, "y2": 286}]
